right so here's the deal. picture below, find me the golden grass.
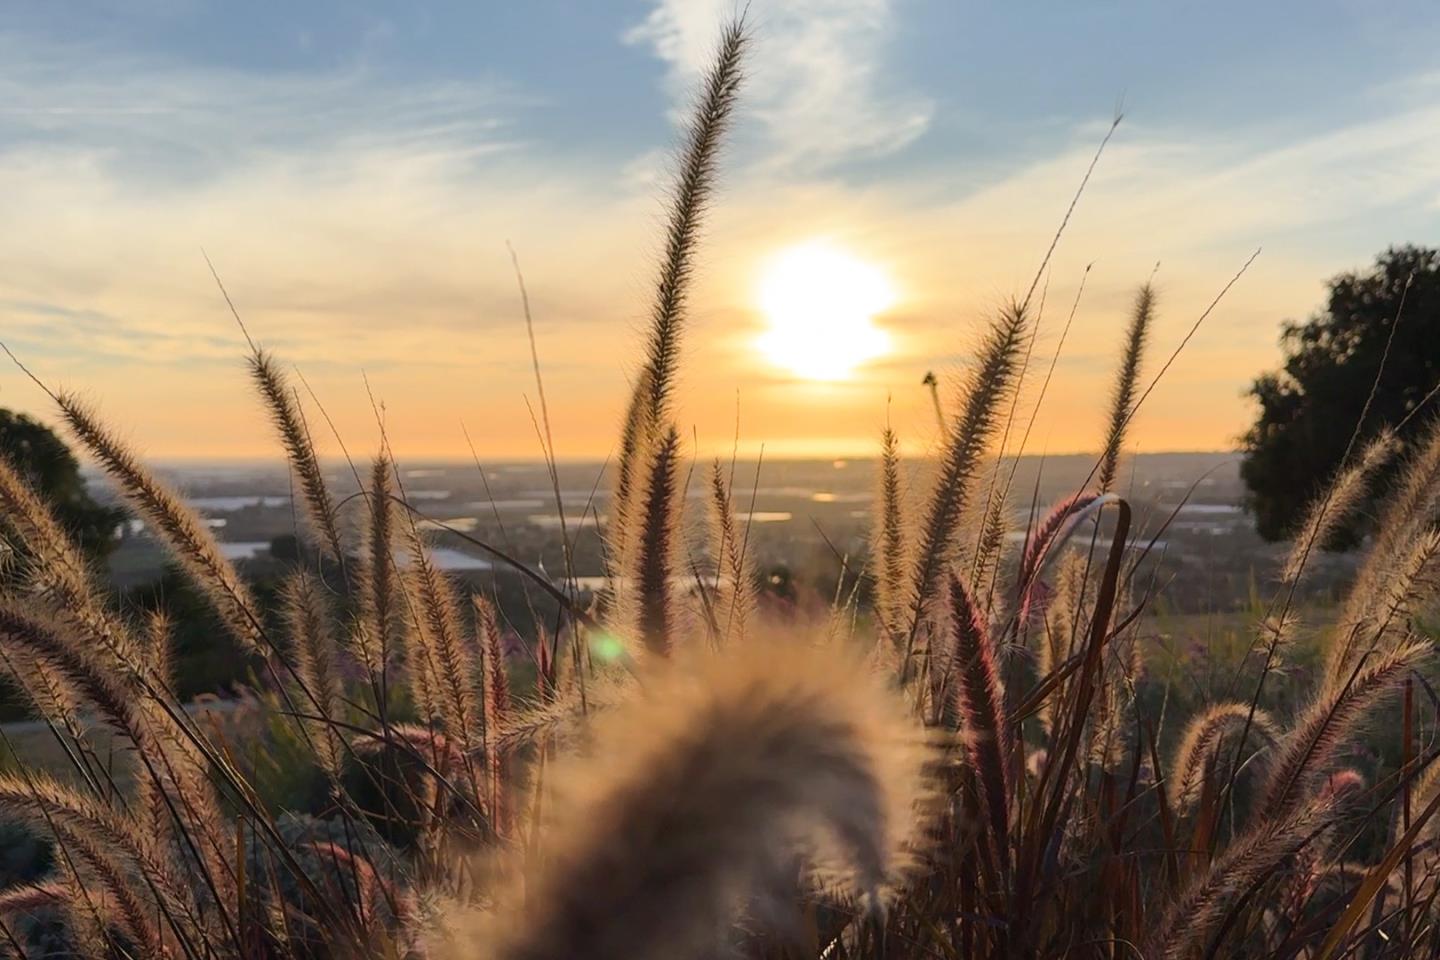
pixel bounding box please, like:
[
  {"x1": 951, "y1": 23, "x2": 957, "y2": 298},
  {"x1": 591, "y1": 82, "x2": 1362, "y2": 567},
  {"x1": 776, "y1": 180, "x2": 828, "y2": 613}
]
[{"x1": 0, "y1": 15, "x2": 1438, "y2": 960}]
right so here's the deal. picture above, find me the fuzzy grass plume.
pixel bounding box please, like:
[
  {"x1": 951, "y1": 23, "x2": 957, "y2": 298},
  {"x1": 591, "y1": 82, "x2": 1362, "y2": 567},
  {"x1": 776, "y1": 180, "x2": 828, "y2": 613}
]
[
  {"x1": 706, "y1": 458, "x2": 755, "y2": 646},
  {"x1": 250, "y1": 349, "x2": 345, "y2": 565},
  {"x1": 611, "y1": 19, "x2": 745, "y2": 548},
  {"x1": 473, "y1": 644, "x2": 931, "y2": 960},
  {"x1": 1282, "y1": 426, "x2": 1397, "y2": 587},
  {"x1": 1097, "y1": 283, "x2": 1154, "y2": 495},
  {"x1": 354, "y1": 454, "x2": 399, "y2": 698},
  {"x1": 1326, "y1": 526, "x2": 1440, "y2": 695},
  {"x1": 629, "y1": 425, "x2": 683, "y2": 658},
  {"x1": 1148, "y1": 797, "x2": 1335, "y2": 960},
  {"x1": 948, "y1": 576, "x2": 1010, "y2": 860},
  {"x1": 282, "y1": 571, "x2": 347, "y2": 781},
  {"x1": 0, "y1": 454, "x2": 138, "y2": 671},
  {"x1": 1169, "y1": 702, "x2": 1279, "y2": 812},
  {"x1": 1016, "y1": 492, "x2": 1103, "y2": 625},
  {"x1": 1264, "y1": 638, "x2": 1430, "y2": 819},
  {"x1": 904, "y1": 302, "x2": 1029, "y2": 662},
  {"x1": 874, "y1": 427, "x2": 909, "y2": 649},
  {"x1": 1340, "y1": 416, "x2": 1440, "y2": 635},
  {"x1": 56, "y1": 392, "x2": 266, "y2": 651}
]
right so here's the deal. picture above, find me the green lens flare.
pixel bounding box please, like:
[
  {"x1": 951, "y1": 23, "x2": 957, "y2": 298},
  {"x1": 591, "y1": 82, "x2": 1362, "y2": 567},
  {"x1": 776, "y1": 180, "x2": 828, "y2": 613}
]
[{"x1": 591, "y1": 633, "x2": 625, "y2": 662}]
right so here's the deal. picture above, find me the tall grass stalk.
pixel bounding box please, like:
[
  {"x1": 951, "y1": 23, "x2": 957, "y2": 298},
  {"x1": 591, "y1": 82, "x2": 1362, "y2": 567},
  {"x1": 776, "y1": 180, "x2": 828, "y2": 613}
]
[{"x1": 611, "y1": 20, "x2": 745, "y2": 559}]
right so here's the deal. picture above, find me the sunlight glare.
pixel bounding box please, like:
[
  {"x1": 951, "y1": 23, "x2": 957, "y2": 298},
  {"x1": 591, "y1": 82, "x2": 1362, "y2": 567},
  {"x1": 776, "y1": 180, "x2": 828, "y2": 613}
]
[{"x1": 755, "y1": 242, "x2": 895, "y2": 381}]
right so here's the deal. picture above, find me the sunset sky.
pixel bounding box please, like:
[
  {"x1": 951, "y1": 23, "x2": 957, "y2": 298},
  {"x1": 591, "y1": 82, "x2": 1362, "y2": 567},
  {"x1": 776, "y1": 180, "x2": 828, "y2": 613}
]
[{"x1": 3, "y1": 1, "x2": 1440, "y2": 461}]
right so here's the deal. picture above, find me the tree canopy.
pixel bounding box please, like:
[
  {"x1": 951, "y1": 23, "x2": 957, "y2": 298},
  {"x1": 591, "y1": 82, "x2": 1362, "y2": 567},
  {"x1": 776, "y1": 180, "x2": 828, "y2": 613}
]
[{"x1": 1241, "y1": 246, "x2": 1440, "y2": 545}]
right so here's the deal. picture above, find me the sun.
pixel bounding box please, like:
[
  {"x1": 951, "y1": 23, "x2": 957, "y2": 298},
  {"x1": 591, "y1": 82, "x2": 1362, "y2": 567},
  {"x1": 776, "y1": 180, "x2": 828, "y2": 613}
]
[{"x1": 755, "y1": 241, "x2": 895, "y2": 381}]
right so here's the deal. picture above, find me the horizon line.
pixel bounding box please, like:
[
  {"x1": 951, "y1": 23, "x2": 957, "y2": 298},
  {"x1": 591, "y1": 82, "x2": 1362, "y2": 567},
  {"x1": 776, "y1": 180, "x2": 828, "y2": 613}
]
[{"x1": 121, "y1": 447, "x2": 1244, "y2": 468}]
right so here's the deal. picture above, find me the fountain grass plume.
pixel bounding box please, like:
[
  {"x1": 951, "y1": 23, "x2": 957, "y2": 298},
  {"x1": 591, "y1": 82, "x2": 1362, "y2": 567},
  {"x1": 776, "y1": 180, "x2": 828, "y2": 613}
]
[
  {"x1": 0, "y1": 646, "x2": 87, "y2": 754},
  {"x1": 0, "y1": 604, "x2": 232, "y2": 895},
  {"x1": 706, "y1": 458, "x2": 755, "y2": 646},
  {"x1": 634, "y1": 20, "x2": 745, "y2": 434},
  {"x1": 1326, "y1": 527, "x2": 1440, "y2": 696},
  {"x1": 396, "y1": 532, "x2": 489, "y2": 836},
  {"x1": 0, "y1": 772, "x2": 199, "y2": 936},
  {"x1": 46, "y1": 816, "x2": 170, "y2": 959},
  {"x1": 905, "y1": 302, "x2": 1030, "y2": 659},
  {"x1": 55, "y1": 391, "x2": 265, "y2": 652},
  {"x1": 399, "y1": 581, "x2": 443, "y2": 728},
  {"x1": 875, "y1": 427, "x2": 909, "y2": 648},
  {"x1": 1016, "y1": 492, "x2": 1103, "y2": 624},
  {"x1": 1085, "y1": 627, "x2": 1139, "y2": 772},
  {"x1": 281, "y1": 571, "x2": 347, "y2": 781},
  {"x1": 249, "y1": 349, "x2": 345, "y2": 564},
  {"x1": 949, "y1": 575, "x2": 1010, "y2": 859},
  {"x1": 610, "y1": 376, "x2": 651, "y2": 573},
  {"x1": 630, "y1": 425, "x2": 683, "y2": 658},
  {"x1": 1169, "y1": 702, "x2": 1279, "y2": 812},
  {"x1": 474, "y1": 595, "x2": 513, "y2": 832},
  {"x1": 0, "y1": 602, "x2": 148, "y2": 751},
  {"x1": 140, "y1": 609, "x2": 174, "y2": 686},
  {"x1": 0, "y1": 455, "x2": 139, "y2": 672},
  {"x1": 970, "y1": 481, "x2": 1011, "y2": 603},
  {"x1": 0, "y1": 881, "x2": 67, "y2": 916},
  {"x1": 1282, "y1": 426, "x2": 1397, "y2": 587},
  {"x1": 404, "y1": 529, "x2": 480, "y2": 753},
  {"x1": 611, "y1": 19, "x2": 746, "y2": 547},
  {"x1": 1097, "y1": 284, "x2": 1155, "y2": 495},
  {"x1": 353, "y1": 454, "x2": 398, "y2": 697},
  {"x1": 1147, "y1": 797, "x2": 1334, "y2": 960},
  {"x1": 1263, "y1": 638, "x2": 1431, "y2": 820},
  {"x1": 1034, "y1": 552, "x2": 1086, "y2": 734},
  {"x1": 492, "y1": 676, "x2": 636, "y2": 757},
  {"x1": 474, "y1": 643, "x2": 932, "y2": 960},
  {"x1": 473, "y1": 595, "x2": 511, "y2": 745},
  {"x1": 1341, "y1": 416, "x2": 1440, "y2": 635}
]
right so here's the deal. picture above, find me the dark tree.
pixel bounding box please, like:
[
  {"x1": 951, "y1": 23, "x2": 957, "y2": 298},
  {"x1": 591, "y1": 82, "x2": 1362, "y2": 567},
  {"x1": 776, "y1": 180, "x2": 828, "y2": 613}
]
[
  {"x1": 0, "y1": 408, "x2": 122, "y2": 558},
  {"x1": 1241, "y1": 246, "x2": 1440, "y2": 544}
]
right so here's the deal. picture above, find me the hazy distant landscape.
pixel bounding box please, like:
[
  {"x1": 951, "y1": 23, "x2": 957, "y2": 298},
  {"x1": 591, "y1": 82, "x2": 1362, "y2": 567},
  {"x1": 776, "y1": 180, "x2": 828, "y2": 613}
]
[{"x1": 104, "y1": 451, "x2": 1351, "y2": 618}]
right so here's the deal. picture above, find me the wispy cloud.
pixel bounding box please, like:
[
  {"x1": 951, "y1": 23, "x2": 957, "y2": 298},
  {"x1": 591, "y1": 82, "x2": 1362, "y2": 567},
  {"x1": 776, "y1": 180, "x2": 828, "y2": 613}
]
[
  {"x1": 0, "y1": 31, "x2": 668, "y2": 455},
  {"x1": 0, "y1": 31, "x2": 522, "y2": 182},
  {"x1": 627, "y1": 0, "x2": 932, "y2": 171}
]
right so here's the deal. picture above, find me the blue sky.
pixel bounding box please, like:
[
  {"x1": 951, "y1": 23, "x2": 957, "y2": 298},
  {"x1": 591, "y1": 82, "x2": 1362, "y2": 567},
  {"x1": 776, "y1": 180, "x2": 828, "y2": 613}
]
[
  {"x1": 12, "y1": 1, "x2": 1436, "y2": 174},
  {"x1": 3, "y1": 1, "x2": 1439, "y2": 458}
]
